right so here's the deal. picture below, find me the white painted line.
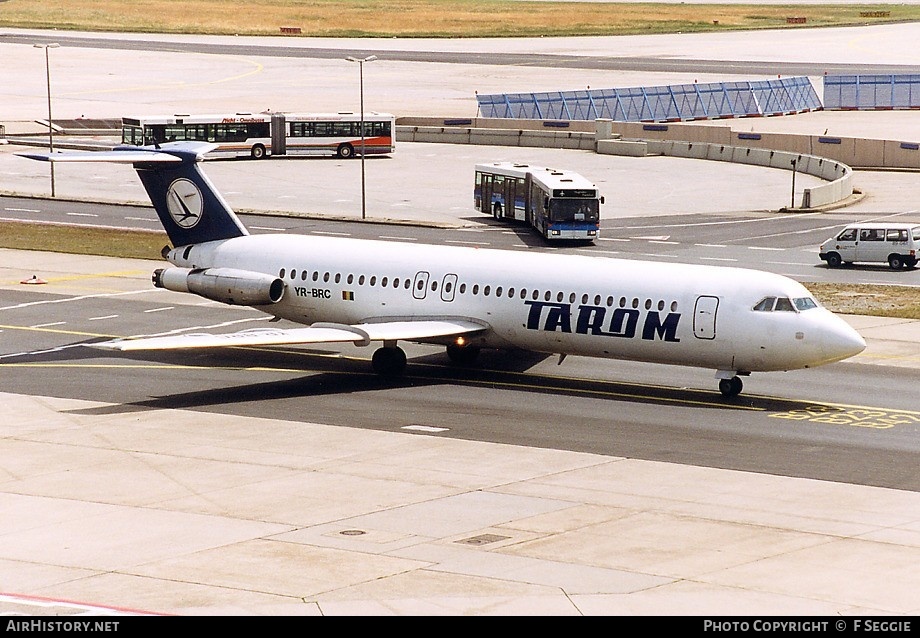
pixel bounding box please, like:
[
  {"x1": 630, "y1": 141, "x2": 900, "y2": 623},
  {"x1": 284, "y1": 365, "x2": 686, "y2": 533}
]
[
  {"x1": 143, "y1": 306, "x2": 175, "y2": 313},
  {"x1": 648, "y1": 240, "x2": 679, "y2": 245},
  {"x1": 313, "y1": 231, "x2": 351, "y2": 236},
  {"x1": 124, "y1": 216, "x2": 157, "y2": 222},
  {"x1": 31, "y1": 321, "x2": 66, "y2": 328},
  {"x1": 701, "y1": 257, "x2": 738, "y2": 262},
  {"x1": 4, "y1": 207, "x2": 40, "y2": 213},
  {"x1": 696, "y1": 243, "x2": 727, "y2": 248},
  {"x1": 250, "y1": 226, "x2": 286, "y2": 231},
  {"x1": 66, "y1": 212, "x2": 98, "y2": 218},
  {"x1": 402, "y1": 425, "x2": 449, "y2": 433},
  {"x1": 88, "y1": 314, "x2": 119, "y2": 321},
  {"x1": 599, "y1": 238, "x2": 630, "y2": 242},
  {"x1": 447, "y1": 240, "x2": 490, "y2": 246},
  {"x1": 379, "y1": 236, "x2": 417, "y2": 241},
  {"x1": 748, "y1": 246, "x2": 785, "y2": 251}
]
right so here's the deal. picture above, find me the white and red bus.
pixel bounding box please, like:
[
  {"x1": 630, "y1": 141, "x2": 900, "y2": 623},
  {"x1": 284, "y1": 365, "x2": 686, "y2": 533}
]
[{"x1": 121, "y1": 112, "x2": 395, "y2": 159}]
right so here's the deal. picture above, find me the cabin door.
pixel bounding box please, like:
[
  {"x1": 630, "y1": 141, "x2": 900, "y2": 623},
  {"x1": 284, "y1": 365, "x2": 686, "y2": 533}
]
[{"x1": 693, "y1": 296, "x2": 719, "y2": 340}]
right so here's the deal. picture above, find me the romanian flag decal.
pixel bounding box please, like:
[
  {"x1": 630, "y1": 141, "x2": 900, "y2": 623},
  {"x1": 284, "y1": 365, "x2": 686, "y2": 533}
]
[{"x1": 342, "y1": 291, "x2": 354, "y2": 301}]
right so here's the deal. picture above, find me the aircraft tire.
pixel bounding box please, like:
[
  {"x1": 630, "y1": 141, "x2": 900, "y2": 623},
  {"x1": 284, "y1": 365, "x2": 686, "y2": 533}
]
[
  {"x1": 719, "y1": 376, "x2": 743, "y2": 397},
  {"x1": 372, "y1": 346, "x2": 407, "y2": 376},
  {"x1": 446, "y1": 344, "x2": 480, "y2": 365}
]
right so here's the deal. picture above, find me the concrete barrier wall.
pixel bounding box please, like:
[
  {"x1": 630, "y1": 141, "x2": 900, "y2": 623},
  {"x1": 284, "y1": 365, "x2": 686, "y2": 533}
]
[
  {"x1": 398, "y1": 125, "x2": 596, "y2": 150},
  {"x1": 396, "y1": 117, "x2": 856, "y2": 209}
]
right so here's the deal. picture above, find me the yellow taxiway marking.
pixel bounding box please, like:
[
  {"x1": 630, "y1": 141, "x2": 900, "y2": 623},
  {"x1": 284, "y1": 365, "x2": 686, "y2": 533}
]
[{"x1": 770, "y1": 403, "x2": 920, "y2": 429}]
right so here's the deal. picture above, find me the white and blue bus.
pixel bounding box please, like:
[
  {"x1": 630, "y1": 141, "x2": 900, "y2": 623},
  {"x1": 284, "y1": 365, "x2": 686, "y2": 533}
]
[{"x1": 474, "y1": 162, "x2": 603, "y2": 241}]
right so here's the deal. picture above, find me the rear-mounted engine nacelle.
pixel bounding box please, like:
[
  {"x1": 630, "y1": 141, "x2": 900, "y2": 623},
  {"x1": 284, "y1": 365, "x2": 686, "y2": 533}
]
[{"x1": 153, "y1": 267, "x2": 285, "y2": 306}]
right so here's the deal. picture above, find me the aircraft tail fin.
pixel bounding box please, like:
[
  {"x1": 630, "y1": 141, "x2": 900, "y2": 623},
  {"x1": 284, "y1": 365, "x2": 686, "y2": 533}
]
[{"x1": 18, "y1": 142, "x2": 248, "y2": 247}]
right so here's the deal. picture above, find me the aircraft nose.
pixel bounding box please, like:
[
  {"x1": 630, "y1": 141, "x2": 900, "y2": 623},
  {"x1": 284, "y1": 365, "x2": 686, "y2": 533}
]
[{"x1": 820, "y1": 315, "x2": 866, "y2": 364}]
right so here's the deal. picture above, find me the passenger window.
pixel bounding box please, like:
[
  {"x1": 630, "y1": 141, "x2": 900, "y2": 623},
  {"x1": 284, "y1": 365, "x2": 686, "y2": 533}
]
[
  {"x1": 753, "y1": 297, "x2": 776, "y2": 311},
  {"x1": 838, "y1": 229, "x2": 857, "y2": 241},
  {"x1": 774, "y1": 297, "x2": 795, "y2": 311},
  {"x1": 887, "y1": 229, "x2": 907, "y2": 242},
  {"x1": 861, "y1": 229, "x2": 883, "y2": 241}
]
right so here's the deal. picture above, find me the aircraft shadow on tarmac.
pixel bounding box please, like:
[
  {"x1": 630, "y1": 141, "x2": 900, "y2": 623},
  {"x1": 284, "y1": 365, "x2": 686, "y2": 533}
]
[{"x1": 14, "y1": 338, "x2": 839, "y2": 417}]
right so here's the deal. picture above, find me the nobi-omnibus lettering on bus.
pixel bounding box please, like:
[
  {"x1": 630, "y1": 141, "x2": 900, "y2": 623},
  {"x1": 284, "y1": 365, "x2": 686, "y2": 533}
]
[
  {"x1": 122, "y1": 112, "x2": 395, "y2": 160},
  {"x1": 474, "y1": 162, "x2": 603, "y2": 241}
]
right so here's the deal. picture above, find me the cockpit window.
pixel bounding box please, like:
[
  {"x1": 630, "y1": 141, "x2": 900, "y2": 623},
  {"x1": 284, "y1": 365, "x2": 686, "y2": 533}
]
[
  {"x1": 774, "y1": 297, "x2": 795, "y2": 312},
  {"x1": 754, "y1": 296, "x2": 813, "y2": 312}
]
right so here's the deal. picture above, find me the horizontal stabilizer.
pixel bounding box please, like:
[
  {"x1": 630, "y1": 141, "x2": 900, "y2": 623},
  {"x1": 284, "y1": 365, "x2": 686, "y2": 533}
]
[
  {"x1": 16, "y1": 150, "x2": 181, "y2": 164},
  {"x1": 16, "y1": 142, "x2": 217, "y2": 164},
  {"x1": 91, "y1": 319, "x2": 488, "y2": 352}
]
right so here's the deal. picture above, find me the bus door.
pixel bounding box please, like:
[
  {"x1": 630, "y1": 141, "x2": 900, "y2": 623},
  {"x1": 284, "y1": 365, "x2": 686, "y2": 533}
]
[
  {"x1": 693, "y1": 296, "x2": 719, "y2": 340},
  {"x1": 504, "y1": 177, "x2": 519, "y2": 220},
  {"x1": 478, "y1": 173, "x2": 493, "y2": 214},
  {"x1": 413, "y1": 271, "x2": 430, "y2": 300}
]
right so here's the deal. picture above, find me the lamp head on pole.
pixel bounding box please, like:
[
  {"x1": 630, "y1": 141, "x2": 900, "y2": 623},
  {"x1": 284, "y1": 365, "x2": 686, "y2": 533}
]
[{"x1": 346, "y1": 55, "x2": 378, "y2": 64}]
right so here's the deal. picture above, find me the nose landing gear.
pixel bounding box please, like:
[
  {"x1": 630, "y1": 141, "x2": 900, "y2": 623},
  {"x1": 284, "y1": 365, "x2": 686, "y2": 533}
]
[{"x1": 718, "y1": 375, "x2": 744, "y2": 397}]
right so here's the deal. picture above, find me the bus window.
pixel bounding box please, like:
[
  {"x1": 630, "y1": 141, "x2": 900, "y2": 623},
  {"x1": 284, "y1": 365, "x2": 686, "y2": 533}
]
[{"x1": 549, "y1": 199, "x2": 599, "y2": 222}]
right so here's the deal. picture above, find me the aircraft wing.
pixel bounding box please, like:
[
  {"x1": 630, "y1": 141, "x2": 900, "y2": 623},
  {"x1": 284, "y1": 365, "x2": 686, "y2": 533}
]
[{"x1": 91, "y1": 319, "x2": 489, "y2": 352}]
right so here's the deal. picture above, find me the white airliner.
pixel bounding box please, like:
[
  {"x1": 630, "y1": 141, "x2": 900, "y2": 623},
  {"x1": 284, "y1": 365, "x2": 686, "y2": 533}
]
[{"x1": 19, "y1": 143, "x2": 866, "y2": 397}]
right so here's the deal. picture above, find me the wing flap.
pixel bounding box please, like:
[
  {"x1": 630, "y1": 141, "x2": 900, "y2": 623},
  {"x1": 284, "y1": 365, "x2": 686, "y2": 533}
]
[{"x1": 91, "y1": 319, "x2": 487, "y2": 352}]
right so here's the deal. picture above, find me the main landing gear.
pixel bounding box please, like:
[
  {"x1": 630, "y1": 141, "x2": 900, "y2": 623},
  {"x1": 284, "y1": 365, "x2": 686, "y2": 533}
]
[
  {"x1": 446, "y1": 343, "x2": 481, "y2": 365},
  {"x1": 371, "y1": 345, "x2": 407, "y2": 376},
  {"x1": 718, "y1": 375, "x2": 744, "y2": 398}
]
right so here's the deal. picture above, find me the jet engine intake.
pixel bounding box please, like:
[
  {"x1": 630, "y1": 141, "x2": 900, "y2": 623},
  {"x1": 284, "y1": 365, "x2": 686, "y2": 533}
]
[{"x1": 153, "y1": 267, "x2": 285, "y2": 305}]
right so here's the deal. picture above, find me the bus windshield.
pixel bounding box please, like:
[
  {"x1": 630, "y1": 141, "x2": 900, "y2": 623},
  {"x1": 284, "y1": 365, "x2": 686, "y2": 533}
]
[{"x1": 549, "y1": 199, "x2": 599, "y2": 222}]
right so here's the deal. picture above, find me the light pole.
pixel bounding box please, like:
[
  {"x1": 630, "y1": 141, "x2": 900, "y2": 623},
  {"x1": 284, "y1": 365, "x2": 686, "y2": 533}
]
[
  {"x1": 346, "y1": 55, "x2": 377, "y2": 220},
  {"x1": 34, "y1": 43, "x2": 60, "y2": 197}
]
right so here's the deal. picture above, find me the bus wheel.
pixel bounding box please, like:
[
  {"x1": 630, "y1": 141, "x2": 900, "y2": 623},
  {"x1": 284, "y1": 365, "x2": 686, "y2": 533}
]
[
  {"x1": 337, "y1": 144, "x2": 355, "y2": 159},
  {"x1": 250, "y1": 144, "x2": 266, "y2": 160}
]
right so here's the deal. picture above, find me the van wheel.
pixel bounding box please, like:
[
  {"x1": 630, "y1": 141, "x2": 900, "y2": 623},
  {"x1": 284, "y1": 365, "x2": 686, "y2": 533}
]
[
  {"x1": 889, "y1": 254, "x2": 905, "y2": 270},
  {"x1": 826, "y1": 253, "x2": 842, "y2": 268},
  {"x1": 250, "y1": 144, "x2": 266, "y2": 160}
]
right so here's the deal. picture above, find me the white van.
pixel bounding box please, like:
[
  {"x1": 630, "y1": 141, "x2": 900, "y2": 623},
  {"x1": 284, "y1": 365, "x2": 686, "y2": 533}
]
[{"x1": 819, "y1": 222, "x2": 920, "y2": 269}]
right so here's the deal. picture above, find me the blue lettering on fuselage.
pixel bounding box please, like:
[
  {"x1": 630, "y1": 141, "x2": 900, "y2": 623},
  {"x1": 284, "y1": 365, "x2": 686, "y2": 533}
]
[{"x1": 524, "y1": 301, "x2": 680, "y2": 342}]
